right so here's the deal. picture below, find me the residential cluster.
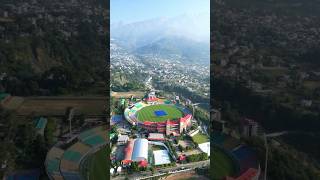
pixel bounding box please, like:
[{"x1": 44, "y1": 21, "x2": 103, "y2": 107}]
[
  {"x1": 111, "y1": 40, "x2": 210, "y2": 97},
  {"x1": 0, "y1": 0, "x2": 106, "y2": 41}
]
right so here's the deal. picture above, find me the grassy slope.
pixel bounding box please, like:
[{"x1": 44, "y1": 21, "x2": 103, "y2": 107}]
[
  {"x1": 212, "y1": 148, "x2": 236, "y2": 179},
  {"x1": 136, "y1": 104, "x2": 183, "y2": 122},
  {"x1": 192, "y1": 133, "x2": 209, "y2": 144},
  {"x1": 88, "y1": 147, "x2": 108, "y2": 180}
]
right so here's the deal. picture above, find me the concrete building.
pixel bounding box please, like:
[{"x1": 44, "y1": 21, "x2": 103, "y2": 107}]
[
  {"x1": 148, "y1": 133, "x2": 165, "y2": 141},
  {"x1": 241, "y1": 118, "x2": 260, "y2": 137},
  {"x1": 117, "y1": 135, "x2": 129, "y2": 145}
]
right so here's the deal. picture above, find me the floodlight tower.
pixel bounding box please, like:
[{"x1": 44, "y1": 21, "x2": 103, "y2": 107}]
[
  {"x1": 190, "y1": 102, "x2": 209, "y2": 135},
  {"x1": 68, "y1": 108, "x2": 75, "y2": 134},
  {"x1": 191, "y1": 103, "x2": 200, "y2": 120}
]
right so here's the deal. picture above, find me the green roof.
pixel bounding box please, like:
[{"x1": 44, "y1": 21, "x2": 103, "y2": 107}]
[
  {"x1": 47, "y1": 159, "x2": 60, "y2": 173},
  {"x1": 0, "y1": 93, "x2": 9, "y2": 101},
  {"x1": 121, "y1": 99, "x2": 125, "y2": 105},
  {"x1": 63, "y1": 150, "x2": 82, "y2": 162},
  {"x1": 135, "y1": 103, "x2": 142, "y2": 108},
  {"x1": 36, "y1": 117, "x2": 47, "y2": 129},
  {"x1": 110, "y1": 133, "x2": 116, "y2": 140},
  {"x1": 83, "y1": 135, "x2": 105, "y2": 146}
]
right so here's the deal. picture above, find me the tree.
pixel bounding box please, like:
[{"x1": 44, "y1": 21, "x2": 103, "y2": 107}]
[
  {"x1": 130, "y1": 162, "x2": 139, "y2": 172},
  {"x1": 150, "y1": 167, "x2": 156, "y2": 174},
  {"x1": 178, "y1": 144, "x2": 184, "y2": 152},
  {"x1": 29, "y1": 135, "x2": 47, "y2": 167},
  {"x1": 44, "y1": 118, "x2": 57, "y2": 146}
]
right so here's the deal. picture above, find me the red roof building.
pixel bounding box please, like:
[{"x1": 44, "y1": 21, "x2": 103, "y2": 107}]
[
  {"x1": 226, "y1": 168, "x2": 259, "y2": 180},
  {"x1": 138, "y1": 160, "x2": 148, "y2": 168}
]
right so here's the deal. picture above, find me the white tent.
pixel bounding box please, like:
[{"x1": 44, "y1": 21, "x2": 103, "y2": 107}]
[
  {"x1": 198, "y1": 142, "x2": 210, "y2": 156},
  {"x1": 131, "y1": 138, "x2": 149, "y2": 162}
]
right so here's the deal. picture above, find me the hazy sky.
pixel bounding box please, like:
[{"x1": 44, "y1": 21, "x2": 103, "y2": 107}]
[{"x1": 111, "y1": 0, "x2": 210, "y2": 24}]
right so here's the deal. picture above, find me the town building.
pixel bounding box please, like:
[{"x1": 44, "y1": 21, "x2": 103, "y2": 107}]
[{"x1": 117, "y1": 134, "x2": 129, "y2": 145}]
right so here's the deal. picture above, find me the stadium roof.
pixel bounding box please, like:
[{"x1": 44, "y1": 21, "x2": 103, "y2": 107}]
[
  {"x1": 135, "y1": 103, "x2": 143, "y2": 108},
  {"x1": 153, "y1": 150, "x2": 171, "y2": 165}
]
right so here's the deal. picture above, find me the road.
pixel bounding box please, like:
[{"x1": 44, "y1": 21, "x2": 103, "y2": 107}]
[{"x1": 111, "y1": 160, "x2": 210, "y2": 180}]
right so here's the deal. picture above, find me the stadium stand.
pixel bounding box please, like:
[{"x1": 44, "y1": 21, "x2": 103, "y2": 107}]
[
  {"x1": 45, "y1": 147, "x2": 64, "y2": 179},
  {"x1": 135, "y1": 103, "x2": 143, "y2": 108},
  {"x1": 78, "y1": 129, "x2": 95, "y2": 140},
  {"x1": 45, "y1": 126, "x2": 107, "y2": 180},
  {"x1": 212, "y1": 131, "x2": 225, "y2": 146},
  {"x1": 212, "y1": 131, "x2": 259, "y2": 179},
  {"x1": 61, "y1": 148, "x2": 85, "y2": 169},
  {"x1": 82, "y1": 135, "x2": 105, "y2": 147},
  {"x1": 61, "y1": 171, "x2": 82, "y2": 180},
  {"x1": 232, "y1": 145, "x2": 259, "y2": 174},
  {"x1": 212, "y1": 131, "x2": 241, "y2": 151},
  {"x1": 223, "y1": 136, "x2": 241, "y2": 151}
]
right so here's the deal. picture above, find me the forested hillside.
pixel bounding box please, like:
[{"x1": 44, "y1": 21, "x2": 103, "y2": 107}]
[{"x1": 0, "y1": 0, "x2": 108, "y2": 96}]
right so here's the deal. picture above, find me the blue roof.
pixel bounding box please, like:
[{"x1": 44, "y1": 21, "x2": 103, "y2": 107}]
[
  {"x1": 6, "y1": 169, "x2": 40, "y2": 180},
  {"x1": 111, "y1": 115, "x2": 123, "y2": 123}
]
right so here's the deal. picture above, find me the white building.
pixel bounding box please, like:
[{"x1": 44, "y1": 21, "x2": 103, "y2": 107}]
[
  {"x1": 131, "y1": 138, "x2": 149, "y2": 162},
  {"x1": 117, "y1": 135, "x2": 129, "y2": 145},
  {"x1": 153, "y1": 150, "x2": 171, "y2": 165}
]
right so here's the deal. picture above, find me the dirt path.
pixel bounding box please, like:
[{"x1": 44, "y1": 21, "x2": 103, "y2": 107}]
[{"x1": 111, "y1": 91, "x2": 145, "y2": 98}]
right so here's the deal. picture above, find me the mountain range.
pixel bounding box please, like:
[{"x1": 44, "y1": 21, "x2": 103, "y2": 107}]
[{"x1": 111, "y1": 13, "x2": 210, "y2": 64}]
